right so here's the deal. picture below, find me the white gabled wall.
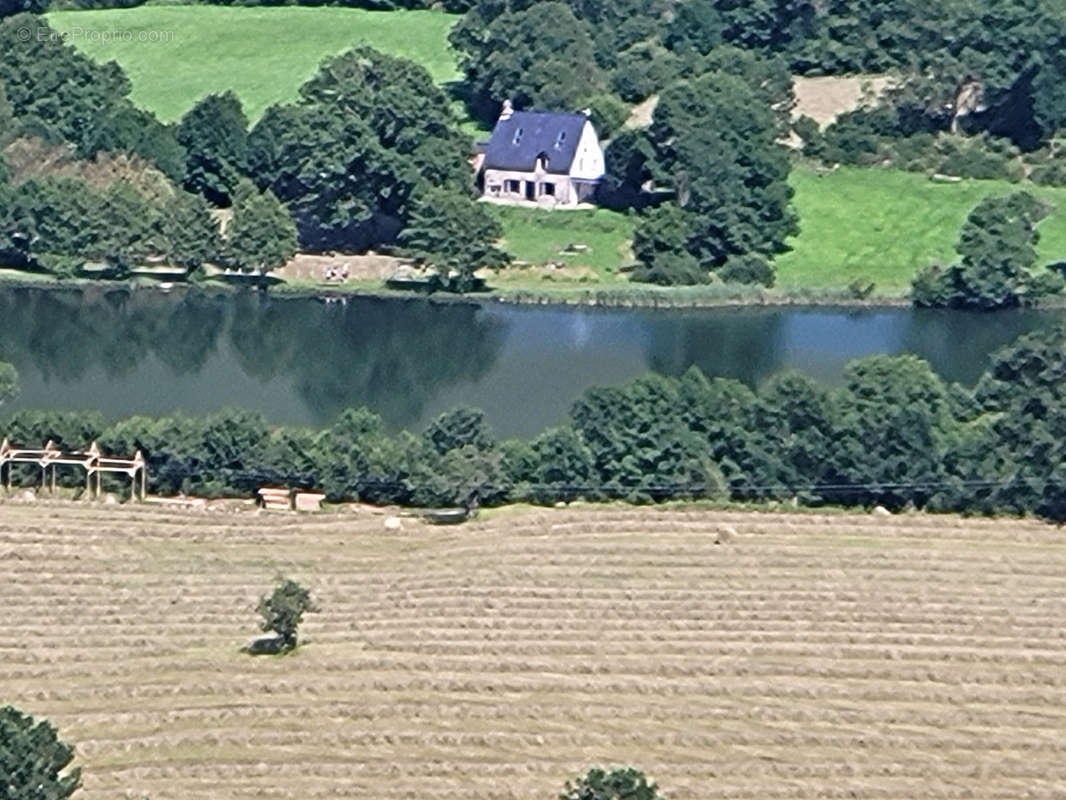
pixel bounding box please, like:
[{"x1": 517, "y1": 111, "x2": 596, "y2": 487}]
[{"x1": 568, "y1": 121, "x2": 605, "y2": 181}]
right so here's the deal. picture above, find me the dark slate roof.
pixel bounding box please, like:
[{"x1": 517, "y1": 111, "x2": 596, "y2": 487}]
[{"x1": 482, "y1": 111, "x2": 588, "y2": 174}]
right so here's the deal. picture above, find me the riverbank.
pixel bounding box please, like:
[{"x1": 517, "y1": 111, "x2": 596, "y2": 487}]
[
  {"x1": 0, "y1": 267, "x2": 914, "y2": 309},
  {"x1": 11, "y1": 268, "x2": 1066, "y2": 311}
]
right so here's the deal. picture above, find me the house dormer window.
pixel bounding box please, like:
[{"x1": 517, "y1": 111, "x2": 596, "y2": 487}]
[
  {"x1": 513, "y1": 128, "x2": 524, "y2": 145},
  {"x1": 554, "y1": 131, "x2": 566, "y2": 149}
]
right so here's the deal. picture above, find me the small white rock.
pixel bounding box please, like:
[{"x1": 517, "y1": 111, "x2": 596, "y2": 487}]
[{"x1": 384, "y1": 516, "x2": 402, "y2": 530}]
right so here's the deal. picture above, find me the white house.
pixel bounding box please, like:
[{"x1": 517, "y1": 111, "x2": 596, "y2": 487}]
[{"x1": 476, "y1": 101, "x2": 605, "y2": 208}]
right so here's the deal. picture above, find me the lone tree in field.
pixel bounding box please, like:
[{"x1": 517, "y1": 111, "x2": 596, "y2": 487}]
[
  {"x1": 560, "y1": 766, "x2": 665, "y2": 800},
  {"x1": 256, "y1": 577, "x2": 317, "y2": 653},
  {"x1": 0, "y1": 705, "x2": 81, "y2": 799}
]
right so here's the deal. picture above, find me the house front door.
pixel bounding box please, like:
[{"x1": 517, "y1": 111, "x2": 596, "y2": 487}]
[{"x1": 525, "y1": 181, "x2": 536, "y2": 201}]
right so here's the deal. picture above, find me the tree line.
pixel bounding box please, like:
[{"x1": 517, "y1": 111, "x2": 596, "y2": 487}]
[
  {"x1": 5, "y1": 323, "x2": 1066, "y2": 522},
  {"x1": 0, "y1": 16, "x2": 505, "y2": 286}
]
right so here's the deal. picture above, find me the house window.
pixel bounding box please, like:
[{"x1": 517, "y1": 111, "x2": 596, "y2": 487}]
[
  {"x1": 505, "y1": 179, "x2": 520, "y2": 193},
  {"x1": 512, "y1": 128, "x2": 524, "y2": 145},
  {"x1": 554, "y1": 131, "x2": 566, "y2": 149},
  {"x1": 541, "y1": 182, "x2": 555, "y2": 196}
]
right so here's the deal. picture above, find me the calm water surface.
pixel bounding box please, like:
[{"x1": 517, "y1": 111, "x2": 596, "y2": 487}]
[{"x1": 1, "y1": 287, "x2": 1061, "y2": 438}]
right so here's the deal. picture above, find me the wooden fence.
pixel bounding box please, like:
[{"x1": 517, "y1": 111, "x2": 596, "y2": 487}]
[{"x1": 0, "y1": 438, "x2": 147, "y2": 501}]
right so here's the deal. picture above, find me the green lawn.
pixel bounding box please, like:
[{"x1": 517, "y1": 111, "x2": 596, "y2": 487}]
[
  {"x1": 778, "y1": 166, "x2": 1066, "y2": 292},
  {"x1": 487, "y1": 206, "x2": 635, "y2": 283},
  {"x1": 481, "y1": 167, "x2": 1066, "y2": 295},
  {"x1": 46, "y1": 5, "x2": 461, "y2": 122}
]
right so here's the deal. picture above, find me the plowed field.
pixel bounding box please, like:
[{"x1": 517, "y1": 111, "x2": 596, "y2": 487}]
[{"x1": 3, "y1": 502, "x2": 1066, "y2": 799}]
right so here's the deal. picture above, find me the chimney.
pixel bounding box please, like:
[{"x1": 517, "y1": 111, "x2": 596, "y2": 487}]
[
  {"x1": 499, "y1": 99, "x2": 514, "y2": 121},
  {"x1": 580, "y1": 107, "x2": 592, "y2": 118}
]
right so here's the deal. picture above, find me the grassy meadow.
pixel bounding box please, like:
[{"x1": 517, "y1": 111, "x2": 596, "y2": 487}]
[
  {"x1": 46, "y1": 5, "x2": 461, "y2": 122},
  {"x1": 486, "y1": 205, "x2": 635, "y2": 286},
  {"x1": 777, "y1": 166, "x2": 1066, "y2": 292},
  {"x1": 488, "y1": 167, "x2": 1066, "y2": 295},
  {"x1": 5, "y1": 501, "x2": 1066, "y2": 799}
]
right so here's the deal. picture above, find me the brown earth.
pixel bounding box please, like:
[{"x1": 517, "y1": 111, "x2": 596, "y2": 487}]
[
  {"x1": 3, "y1": 502, "x2": 1066, "y2": 799},
  {"x1": 625, "y1": 75, "x2": 892, "y2": 134},
  {"x1": 792, "y1": 75, "x2": 893, "y2": 128},
  {"x1": 275, "y1": 252, "x2": 408, "y2": 284}
]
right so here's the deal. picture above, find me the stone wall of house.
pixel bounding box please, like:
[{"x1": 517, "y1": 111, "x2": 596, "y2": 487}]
[{"x1": 482, "y1": 168, "x2": 578, "y2": 206}]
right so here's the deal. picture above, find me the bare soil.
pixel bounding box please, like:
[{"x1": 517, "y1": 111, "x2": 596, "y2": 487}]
[
  {"x1": 3, "y1": 502, "x2": 1065, "y2": 799},
  {"x1": 623, "y1": 75, "x2": 891, "y2": 135},
  {"x1": 793, "y1": 75, "x2": 893, "y2": 128},
  {"x1": 275, "y1": 252, "x2": 408, "y2": 284}
]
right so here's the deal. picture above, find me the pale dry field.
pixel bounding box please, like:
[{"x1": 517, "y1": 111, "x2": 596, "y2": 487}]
[{"x1": 3, "y1": 502, "x2": 1066, "y2": 799}]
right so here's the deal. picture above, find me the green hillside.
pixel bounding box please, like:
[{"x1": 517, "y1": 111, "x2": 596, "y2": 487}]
[
  {"x1": 492, "y1": 167, "x2": 1066, "y2": 294},
  {"x1": 776, "y1": 167, "x2": 1066, "y2": 292},
  {"x1": 46, "y1": 6, "x2": 461, "y2": 122}
]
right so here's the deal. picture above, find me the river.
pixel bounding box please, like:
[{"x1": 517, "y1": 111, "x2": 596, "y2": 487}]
[{"x1": 0, "y1": 286, "x2": 1060, "y2": 438}]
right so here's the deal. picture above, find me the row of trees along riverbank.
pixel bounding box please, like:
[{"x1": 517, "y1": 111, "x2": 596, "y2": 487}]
[{"x1": 3, "y1": 323, "x2": 1066, "y2": 521}]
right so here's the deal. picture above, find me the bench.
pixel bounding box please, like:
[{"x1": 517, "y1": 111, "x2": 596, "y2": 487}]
[{"x1": 257, "y1": 487, "x2": 292, "y2": 511}]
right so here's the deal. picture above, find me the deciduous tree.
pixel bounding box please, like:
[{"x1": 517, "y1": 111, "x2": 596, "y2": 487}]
[
  {"x1": 177, "y1": 92, "x2": 249, "y2": 206},
  {"x1": 256, "y1": 577, "x2": 317, "y2": 652},
  {"x1": 648, "y1": 72, "x2": 796, "y2": 271},
  {"x1": 248, "y1": 48, "x2": 471, "y2": 252},
  {"x1": 912, "y1": 192, "x2": 1049, "y2": 309},
  {"x1": 560, "y1": 766, "x2": 665, "y2": 800},
  {"x1": 398, "y1": 188, "x2": 509, "y2": 291},
  {"x1": 157, "y1": 191, "x2": 222, "y2": 270},
  {"x1": 452, "y1": 2, "x2": 607, "y2": 124},
  {"x1": 0, "y1": 705, "x2": 81, "y2": 800},
  {"x1": 224, "y1": 183, "x2": 297, "y2": 274}
]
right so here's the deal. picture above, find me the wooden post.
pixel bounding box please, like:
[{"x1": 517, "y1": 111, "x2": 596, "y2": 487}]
[
  {"x1": 89, "y1": 442, "x2": 101, "y2": 500},
  {"x1": 51, "y1": 464, "x2": 56, "y2": 494}
]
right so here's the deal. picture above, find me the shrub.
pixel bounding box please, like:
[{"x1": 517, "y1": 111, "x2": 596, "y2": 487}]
[
  {"x1": 1029, "y1": 149, "x2": 1066, "y2": 186},
  {"x1": 631, "y1": 251, "x2": 705, "y2": 286},
  {"x1": 937, "y1": 135, "x2": 1024, "y2": 182},
  {"x1": 818, "y1": 107, "x2": 900, "y2": 165},
  {"x1": 793, "y1": 114, "x2": 822, "y2": 156},
  {"x1": 561, "y1": 766, "x2": 665, "y2": 800},
  {"x1": 886, "y1": 132, "x2": 940, "y2": 172},
  {"x1": 719, "y1": 253, "x2": 775, "y2": 287}
]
